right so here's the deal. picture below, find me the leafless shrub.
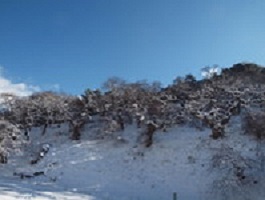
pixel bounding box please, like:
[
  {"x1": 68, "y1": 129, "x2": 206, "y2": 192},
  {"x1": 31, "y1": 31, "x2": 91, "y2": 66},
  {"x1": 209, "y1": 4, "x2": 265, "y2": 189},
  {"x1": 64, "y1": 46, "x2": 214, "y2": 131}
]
[{"x1": 242, "y1": 111, "x2": 265, "y2": 140}]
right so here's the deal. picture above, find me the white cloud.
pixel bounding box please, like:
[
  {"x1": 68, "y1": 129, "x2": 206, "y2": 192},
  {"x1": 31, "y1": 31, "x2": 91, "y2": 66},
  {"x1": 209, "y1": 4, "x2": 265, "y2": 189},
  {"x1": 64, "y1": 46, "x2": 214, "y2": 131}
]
[{"x1": 0, "y1": 66, "x2": 40, "y2": 96}]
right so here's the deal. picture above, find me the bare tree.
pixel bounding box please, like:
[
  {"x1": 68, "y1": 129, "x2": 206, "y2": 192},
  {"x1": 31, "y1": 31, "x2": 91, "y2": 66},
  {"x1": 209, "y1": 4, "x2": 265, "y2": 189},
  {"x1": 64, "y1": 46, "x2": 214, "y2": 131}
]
[
  {"x1": 172, "y1": 76, "x2": 185, "y2": 85},
  {"x1": 102, "y1": 77, "x2": 126, "y2": 92},
  {"x1": 201, "y1": 65, "x2": 219, "y2": 79}
]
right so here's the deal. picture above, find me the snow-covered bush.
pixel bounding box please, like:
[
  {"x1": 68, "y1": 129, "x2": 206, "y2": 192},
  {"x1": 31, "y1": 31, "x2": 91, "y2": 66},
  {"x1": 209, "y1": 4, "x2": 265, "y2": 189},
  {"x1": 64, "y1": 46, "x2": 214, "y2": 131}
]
[
  {"x1": 0, "y1": 120, "x2": 24, "y2": 163},
  {"x1": 1, "y1": 92, "x2": 73, "y2": 130},
  {"x1": 242, "y1": 111, "x2": 265, "y2": 140},
  {"x1": 201, "y1": 65, "x2": 219, "y2": 79}
]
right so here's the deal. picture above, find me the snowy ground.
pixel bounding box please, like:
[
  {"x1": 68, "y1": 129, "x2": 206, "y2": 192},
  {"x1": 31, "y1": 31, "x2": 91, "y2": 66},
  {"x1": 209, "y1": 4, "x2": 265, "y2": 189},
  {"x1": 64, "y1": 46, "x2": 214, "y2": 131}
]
[{"x1": 0, "y1": 116, "x2": 264, "y2": 200}]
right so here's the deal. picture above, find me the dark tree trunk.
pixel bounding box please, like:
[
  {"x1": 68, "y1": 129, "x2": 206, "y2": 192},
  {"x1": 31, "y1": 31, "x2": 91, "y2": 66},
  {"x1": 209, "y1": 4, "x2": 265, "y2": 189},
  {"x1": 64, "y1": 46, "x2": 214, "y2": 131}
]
[
  {"x1": 69, "y1": 120, "x2": 86, "y2": 140},
  {"x1": 0, "y1": 153, "x2": 7, "y2": 164},
  {"x1": 211, "y1": 128, "x2": 223, "y2": 140},
  {"x1": 118, "y1": 115, "x2": 124, "y2": 131},
  {"x1": 145, "y1": 123, "x2": 156, "y2": 147},
  {"x1": 41, "y1": 124, "x2": 48, "y2": 136},
  {"x1": 71, "y1": 125, "x2": 81, "y2": 140}
]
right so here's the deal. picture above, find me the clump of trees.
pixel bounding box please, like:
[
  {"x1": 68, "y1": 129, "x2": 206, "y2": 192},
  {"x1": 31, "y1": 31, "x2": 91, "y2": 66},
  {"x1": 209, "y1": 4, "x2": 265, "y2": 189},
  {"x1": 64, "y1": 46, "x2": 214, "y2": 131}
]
[
  {"x1": 0, "y1": 62, "x2": 265, "y2": 159},
  {"x1": 0, "y1": 91, "x2": 86, "y2": 139},
  {"x1": 1, "y1": 92, "x2": 71, "y2": 128}
]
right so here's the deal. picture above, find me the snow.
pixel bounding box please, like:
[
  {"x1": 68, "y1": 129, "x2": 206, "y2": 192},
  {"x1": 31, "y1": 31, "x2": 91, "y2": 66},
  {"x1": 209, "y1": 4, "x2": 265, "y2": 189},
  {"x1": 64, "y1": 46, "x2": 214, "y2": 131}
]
[{"x1": 0, "y1": 117, "x2": 264, "y2": 200}]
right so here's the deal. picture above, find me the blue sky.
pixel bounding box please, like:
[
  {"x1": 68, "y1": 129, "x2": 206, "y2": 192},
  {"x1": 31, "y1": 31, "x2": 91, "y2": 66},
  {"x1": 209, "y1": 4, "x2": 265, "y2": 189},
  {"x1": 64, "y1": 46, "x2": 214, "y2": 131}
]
[{"x1": 1, "y1": 0, "x2": 265, "y2": 95}]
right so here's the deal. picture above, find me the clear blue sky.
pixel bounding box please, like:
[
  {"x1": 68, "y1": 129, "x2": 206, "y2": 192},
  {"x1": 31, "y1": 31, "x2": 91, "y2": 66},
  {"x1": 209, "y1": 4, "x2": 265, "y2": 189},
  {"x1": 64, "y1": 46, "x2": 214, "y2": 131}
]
[{"x1": 1, "y1": 0, "x2": 265, "y2": 94}]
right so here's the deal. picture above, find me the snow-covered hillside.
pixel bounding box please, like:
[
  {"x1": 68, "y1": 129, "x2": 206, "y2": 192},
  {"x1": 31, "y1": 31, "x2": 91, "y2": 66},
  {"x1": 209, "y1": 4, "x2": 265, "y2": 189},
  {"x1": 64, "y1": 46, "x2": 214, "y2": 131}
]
[{"x1": 1, "y1": 115, "x2": 265, "y2": 200}]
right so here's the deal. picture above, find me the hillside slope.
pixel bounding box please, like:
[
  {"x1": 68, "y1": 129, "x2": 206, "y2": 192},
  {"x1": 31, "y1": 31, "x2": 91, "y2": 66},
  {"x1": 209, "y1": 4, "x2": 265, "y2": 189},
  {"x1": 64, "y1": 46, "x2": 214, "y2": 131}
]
[
  {"x1": 1, "y1": 63, "x2": 265, "y2": 200},
  {"x1": 0, "y1": 115, "x2": 264, "y2": 200}
]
